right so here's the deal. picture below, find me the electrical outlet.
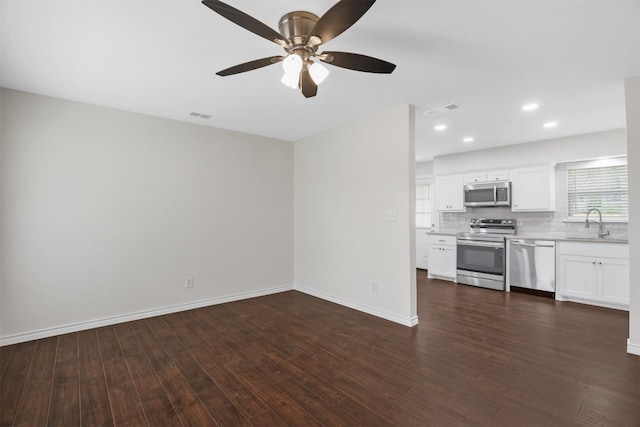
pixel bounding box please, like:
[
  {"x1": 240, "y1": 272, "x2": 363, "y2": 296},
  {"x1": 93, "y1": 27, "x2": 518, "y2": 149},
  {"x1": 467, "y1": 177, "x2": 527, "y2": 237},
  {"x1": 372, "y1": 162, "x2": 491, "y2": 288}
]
[
  {"x1": 185, "y1": 277, "x2": 194, "y2": 288},
  {"x1": 371, "y1": 282, "x2": 377, "y2": 293}
]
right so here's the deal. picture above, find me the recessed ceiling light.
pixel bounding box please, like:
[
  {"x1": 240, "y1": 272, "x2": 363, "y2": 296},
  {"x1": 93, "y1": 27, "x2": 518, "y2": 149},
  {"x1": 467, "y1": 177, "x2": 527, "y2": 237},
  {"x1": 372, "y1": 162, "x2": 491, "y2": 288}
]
[
  {"x1": 543, "y1": 121, "x2": 558, "y2": 128},
  {"x1": 522, "y1": 103, "x2": 539, "y2": 111},
  {"x1": 434, "y1": 124, "x2": 447, "y2": 131},
  {"x1": 463, "y1": 137, "x2": 474, "y2": 143}
]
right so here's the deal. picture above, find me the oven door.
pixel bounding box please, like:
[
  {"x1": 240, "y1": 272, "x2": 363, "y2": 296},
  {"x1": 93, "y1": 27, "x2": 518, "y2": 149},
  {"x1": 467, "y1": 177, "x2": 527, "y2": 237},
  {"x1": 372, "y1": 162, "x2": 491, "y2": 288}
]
[{"x1": 456, "y1": 240, "x2": 505, "y2": 276}]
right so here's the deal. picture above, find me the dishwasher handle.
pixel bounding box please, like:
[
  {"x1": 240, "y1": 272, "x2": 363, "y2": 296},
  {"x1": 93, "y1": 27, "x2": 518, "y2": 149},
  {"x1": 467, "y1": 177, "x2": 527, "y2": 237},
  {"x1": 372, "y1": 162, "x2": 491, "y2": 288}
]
[{"x1": 510, "y1": 241, "x2": 555, "y2": 248}]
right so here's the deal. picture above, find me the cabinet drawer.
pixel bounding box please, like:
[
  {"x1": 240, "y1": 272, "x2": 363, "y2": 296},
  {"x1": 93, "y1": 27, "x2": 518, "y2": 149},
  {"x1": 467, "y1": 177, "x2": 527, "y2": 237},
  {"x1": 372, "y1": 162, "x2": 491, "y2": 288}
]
[
  {"x1": 428, "y1": 234, "x2": 456, "y2": 246},
  {"x1": 558, "y1": 242, "x2": 628, "y2": 259}
]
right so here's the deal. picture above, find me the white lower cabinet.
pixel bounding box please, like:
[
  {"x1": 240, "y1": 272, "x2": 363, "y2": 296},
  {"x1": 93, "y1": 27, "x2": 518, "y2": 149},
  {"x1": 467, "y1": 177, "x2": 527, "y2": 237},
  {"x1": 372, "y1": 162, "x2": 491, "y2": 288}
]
[
  {"x1": 416, "y1": 229, "x2": 431, "y2": 270},
  {"x1": 427, "y1": 234, "x2": 457, "y2": 281},
  {"x1": 556, "y1": 242, "x2": 629, "y2": 310}
]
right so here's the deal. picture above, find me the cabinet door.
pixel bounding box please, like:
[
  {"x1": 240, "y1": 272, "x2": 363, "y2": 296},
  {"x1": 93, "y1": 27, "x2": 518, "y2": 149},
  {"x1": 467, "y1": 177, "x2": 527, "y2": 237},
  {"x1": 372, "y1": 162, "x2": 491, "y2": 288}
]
[
  {"x1": 435, "y1": 177, "x2": 452, "y2": 211},
  {"x1": 486, "y1": 170, "x2": 509, "y2": 181},
  {"x1": 449, "y1": 175, "x2": 465, "y2": 210},
  {"x1": 463, "y1": 172, "x2": 486, "y2": 184},
  {"x1": 443, "y1": 246, "x2": 457, "y2": 278},
  {"x1": 558, "y1": 255, "x2": 597, "y2": 299},
  {"x1": 598, "y1": 258, "x2": 630, "y2": 306},
  {"x1": 510, "y1": 166, "x2": 555, "y2": 211},
  {"x1": 428, "y1": 245, "x2": 446, "y2": 276},
  {"x1": 416, "y1": 230, "x2": 430, "y2": 269},
  {"x1": 435, "y1": 175, "x2": 465, "y2": 211}
]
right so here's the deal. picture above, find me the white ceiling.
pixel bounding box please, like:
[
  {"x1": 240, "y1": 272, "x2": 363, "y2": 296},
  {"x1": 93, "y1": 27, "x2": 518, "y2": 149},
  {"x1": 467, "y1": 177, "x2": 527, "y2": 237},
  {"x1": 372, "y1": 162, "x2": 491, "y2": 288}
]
[{"x1": 1, "y1": 0, "x2": 639, "y2": 161}]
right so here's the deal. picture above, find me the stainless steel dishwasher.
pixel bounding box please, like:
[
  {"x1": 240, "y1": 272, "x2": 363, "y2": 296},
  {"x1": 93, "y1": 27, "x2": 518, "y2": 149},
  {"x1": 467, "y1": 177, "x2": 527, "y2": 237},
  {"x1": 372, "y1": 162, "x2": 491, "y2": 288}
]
[{"x1": 508, "y1": 239, "x2": 556, "y2": 293}]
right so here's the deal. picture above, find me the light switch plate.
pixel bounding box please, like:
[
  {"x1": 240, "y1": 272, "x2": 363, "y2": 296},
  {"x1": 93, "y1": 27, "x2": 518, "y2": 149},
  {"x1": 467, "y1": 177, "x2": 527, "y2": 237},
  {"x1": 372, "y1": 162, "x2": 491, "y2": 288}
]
[{"x1": 386, "y1": 209, "x2": 398, "y2": 222}]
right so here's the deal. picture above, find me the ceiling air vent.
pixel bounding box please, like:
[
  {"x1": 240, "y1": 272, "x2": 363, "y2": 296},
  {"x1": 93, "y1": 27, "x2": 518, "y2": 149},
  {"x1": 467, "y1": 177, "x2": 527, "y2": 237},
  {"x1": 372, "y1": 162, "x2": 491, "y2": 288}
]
[
  {"x1": 189, "y1": 112, "x2": 212, "y2": 119},
  {"x1": 423, "y1": 103, "x2": 463, "y2": 117}
]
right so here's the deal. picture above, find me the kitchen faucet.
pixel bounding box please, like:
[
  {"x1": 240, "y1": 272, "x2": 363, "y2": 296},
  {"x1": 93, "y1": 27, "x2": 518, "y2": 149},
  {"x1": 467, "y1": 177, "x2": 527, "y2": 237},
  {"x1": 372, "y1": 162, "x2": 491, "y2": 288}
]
[{"x1": 585, "y1": 208, "x2": 610, "y2": 238}]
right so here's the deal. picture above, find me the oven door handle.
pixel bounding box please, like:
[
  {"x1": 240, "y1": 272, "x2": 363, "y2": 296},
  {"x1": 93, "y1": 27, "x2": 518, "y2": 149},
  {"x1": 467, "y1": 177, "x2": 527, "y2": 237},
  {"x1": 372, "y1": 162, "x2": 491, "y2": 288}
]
[{"x1": 457, "y1": 240, "x2": 504, "y2": 248}]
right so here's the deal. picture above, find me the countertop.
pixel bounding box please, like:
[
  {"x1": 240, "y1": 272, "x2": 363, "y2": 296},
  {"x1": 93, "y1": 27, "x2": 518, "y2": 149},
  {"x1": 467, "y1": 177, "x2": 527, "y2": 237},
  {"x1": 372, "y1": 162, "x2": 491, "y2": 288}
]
[
  {"x1": 423, "y1": 231, "x2": 457, "y2": 236},
  {"x1": 505, "y1": 235, "x2": 628, "y2": 244},
  {"x1": 420, "y1": 230, "x2": 628, "y2": 244}
]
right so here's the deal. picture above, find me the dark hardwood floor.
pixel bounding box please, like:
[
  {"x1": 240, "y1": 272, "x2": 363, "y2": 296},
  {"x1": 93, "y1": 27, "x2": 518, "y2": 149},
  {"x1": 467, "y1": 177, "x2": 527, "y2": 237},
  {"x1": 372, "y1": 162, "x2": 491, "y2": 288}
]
[{"x1": 2, "y1": 272, "x2": 638, "y2": 426}]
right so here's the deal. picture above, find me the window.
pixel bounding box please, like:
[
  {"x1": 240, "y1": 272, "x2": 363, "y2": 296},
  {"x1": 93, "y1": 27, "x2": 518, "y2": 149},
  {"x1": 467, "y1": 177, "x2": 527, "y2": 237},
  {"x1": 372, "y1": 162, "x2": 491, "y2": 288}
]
[
  {"x1": 567, "y1": 158, "x2": 628, "y2": 219},
  {"x1": 416, "y1": 180, "x2": 433, "y2": 228}
]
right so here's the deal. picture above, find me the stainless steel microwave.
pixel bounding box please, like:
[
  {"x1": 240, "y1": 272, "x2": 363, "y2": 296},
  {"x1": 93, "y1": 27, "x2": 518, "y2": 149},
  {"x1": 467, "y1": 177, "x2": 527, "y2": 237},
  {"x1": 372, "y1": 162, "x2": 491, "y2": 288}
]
[{"x1": 463, "y1": 181, "x2": 511, "y2": 207}]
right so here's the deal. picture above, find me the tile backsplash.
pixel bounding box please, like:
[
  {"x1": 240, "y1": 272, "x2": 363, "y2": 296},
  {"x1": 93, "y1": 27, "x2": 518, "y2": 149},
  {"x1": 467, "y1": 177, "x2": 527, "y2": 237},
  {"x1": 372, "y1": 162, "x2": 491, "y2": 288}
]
[{"x1": 437, "y1": 163, "x2": 629, "y2": 240}]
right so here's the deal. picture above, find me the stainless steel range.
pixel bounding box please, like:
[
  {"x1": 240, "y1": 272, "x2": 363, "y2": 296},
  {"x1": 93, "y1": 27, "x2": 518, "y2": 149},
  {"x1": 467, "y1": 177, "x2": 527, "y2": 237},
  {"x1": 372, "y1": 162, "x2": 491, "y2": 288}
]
[{"x1": 456, "y1": 218, "x2": 516, "y2": 291}]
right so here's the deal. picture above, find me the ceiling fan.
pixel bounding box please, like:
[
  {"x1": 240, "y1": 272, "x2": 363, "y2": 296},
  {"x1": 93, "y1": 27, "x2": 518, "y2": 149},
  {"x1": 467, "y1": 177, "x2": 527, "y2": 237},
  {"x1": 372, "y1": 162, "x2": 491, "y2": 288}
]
[{"x1": 202, "y1": 0, "x2": 396, "y2": 98}]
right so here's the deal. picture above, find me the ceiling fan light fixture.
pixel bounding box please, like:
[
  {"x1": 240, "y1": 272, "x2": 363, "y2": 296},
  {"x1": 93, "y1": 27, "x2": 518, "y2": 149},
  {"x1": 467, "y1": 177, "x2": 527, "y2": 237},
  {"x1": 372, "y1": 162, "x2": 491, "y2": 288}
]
[
  {"x1": 282, "y1": 53, "x2": 303, "y2": 74},
  {"x1": 281, "y1": 53, "x2": 303, "y2": 89},
  {"x1": 280, "y1": 71, "x2": 299, "y2": 89},
  {"x1": 308, "y1": 61, "x2": 329, "y2": 85}
]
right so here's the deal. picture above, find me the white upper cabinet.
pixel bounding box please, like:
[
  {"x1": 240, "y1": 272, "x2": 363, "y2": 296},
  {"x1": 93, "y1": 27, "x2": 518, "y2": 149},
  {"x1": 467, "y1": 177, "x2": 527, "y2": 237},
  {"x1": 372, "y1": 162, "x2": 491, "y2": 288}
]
[
  {"x1": 435, "y1": 166, "x2": 555, "y2": 212},
  {"x1": 463, "y1": 172, "x2": 487, "y2": 184},
  {"x1": 485, "y1": 169, "x2": 509, "y2": 181},
  {"x1": 435, "y1": 175, "x2": 465, "y2": 211},
  {"x1": 509, "y1": 165, "x2": 556, "y2": 211},
  {"x1": 463, "y1": 170, "x2": 509, "y2": 184}
]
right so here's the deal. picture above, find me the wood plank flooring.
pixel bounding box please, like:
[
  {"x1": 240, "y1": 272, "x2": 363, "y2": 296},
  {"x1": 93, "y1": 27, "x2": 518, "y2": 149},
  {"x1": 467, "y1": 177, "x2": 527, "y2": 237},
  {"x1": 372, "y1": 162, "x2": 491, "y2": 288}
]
[{"x1": 1, "y1": 273, "x2": 638, "y2": 426}]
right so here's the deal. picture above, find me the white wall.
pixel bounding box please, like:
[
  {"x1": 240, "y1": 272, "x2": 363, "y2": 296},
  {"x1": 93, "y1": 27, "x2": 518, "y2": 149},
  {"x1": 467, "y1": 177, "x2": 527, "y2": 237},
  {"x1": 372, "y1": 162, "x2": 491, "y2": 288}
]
[
  {"x1": 415, "y1": 160, "x2": 433, "y2": 178},
  {"x1": 433, "y1": 129, "x2": 627, "y2": 175},
  {"x1": 625, "y1": 77, "x2": 640, "y2": 355},
  {"x1": 0, "y1": 89, "x2": 294, "y2": 344},
  {"x1": 294, "y1": 105, "x2": 417, "y2": 326}
]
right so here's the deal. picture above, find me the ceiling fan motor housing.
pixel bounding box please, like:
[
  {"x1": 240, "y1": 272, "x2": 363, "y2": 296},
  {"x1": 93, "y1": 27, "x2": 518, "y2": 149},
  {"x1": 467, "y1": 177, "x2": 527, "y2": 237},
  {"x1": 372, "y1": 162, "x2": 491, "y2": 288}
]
[{"x1": 278, "y1": 11, "x2": 319, "y2": 53}]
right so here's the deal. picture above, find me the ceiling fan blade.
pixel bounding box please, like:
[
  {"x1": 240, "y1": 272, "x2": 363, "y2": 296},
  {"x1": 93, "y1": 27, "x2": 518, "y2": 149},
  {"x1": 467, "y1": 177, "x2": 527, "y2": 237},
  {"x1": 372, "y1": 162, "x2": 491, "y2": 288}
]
[
  {"x1": 216, "y1": 56, "x2": 284, "y2": 76},
  {"x1": 307, "y1": 0, "x2": 376, "y2": 46},
  {"x1": 320, "y1": 51, "x2": 396, "y2": 73},
  {"x1": 300, "y1": 69, "x2": 318, "y2": 98},
  {"x1": 202, "y1": 0, "x2": 288, "y2": 46}
]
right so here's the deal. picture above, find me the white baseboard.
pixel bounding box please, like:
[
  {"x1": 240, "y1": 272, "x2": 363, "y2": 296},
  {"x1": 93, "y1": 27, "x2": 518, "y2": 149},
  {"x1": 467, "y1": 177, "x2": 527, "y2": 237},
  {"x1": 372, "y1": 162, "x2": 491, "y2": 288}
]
[
  {"x1": 556, "y1": 295, "x2": 629, "y2": 312},
  {"x1": 628, "y1": 338, "x2": 640, "y2": 356},
  {"x1": 293, "y1": 284, "x2": 418, "y2": 327},
  {"x1": 0, "y1": 285, "x2": 293, "y2": 346}
]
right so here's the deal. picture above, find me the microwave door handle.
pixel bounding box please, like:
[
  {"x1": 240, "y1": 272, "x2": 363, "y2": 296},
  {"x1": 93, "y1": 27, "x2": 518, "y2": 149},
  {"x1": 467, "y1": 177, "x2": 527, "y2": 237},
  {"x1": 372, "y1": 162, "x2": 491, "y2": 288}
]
[{"x1": 493, "y1": 185, "x2": 498, "y2": 204}]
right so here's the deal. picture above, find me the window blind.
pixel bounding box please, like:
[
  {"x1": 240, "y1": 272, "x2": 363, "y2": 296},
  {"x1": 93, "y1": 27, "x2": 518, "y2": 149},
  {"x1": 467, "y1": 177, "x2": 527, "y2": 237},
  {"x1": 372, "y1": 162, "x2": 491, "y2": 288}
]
[{"x1": 567, "y1": 164, "x2": 628, "y2": 218}]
